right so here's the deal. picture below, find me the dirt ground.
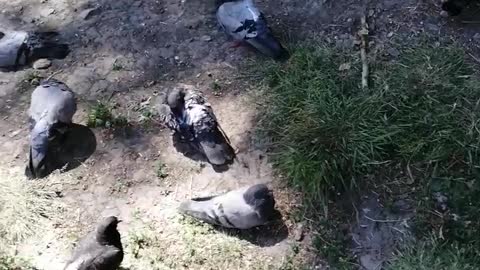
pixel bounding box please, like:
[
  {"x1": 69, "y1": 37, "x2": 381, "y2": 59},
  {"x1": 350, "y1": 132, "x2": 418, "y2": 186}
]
[{"x1": 1, "y1": 0, "x2": 480, "y2": 269}]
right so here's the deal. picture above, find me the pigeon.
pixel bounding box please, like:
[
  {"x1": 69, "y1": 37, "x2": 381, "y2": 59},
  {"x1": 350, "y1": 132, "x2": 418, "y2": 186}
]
[
  {"x1": 441, "y1": 0, "x2": 469, "y2": 16},
  {"x1": 26, "y1": 79, "x2": 77, "y2": 179},
  {"x1": 0, "y1": 30, "x2": 69, "y2": 71},
  {"x1": 216, "y1": 0, "x2": 289, "y2": 61},
  {"x1": 157, "y1": 87, "x2": 235, "y2": 166},
  {"x1": 64, "y1": 216, "x2": 124, "y2": 270},
  {"x1": 178, "y1": 184, "x2": 276, "y2": 229}
]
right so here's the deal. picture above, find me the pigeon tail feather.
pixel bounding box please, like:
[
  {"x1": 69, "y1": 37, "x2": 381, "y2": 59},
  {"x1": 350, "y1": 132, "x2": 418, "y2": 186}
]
[{"x1": 179, "y1": 199, "x2": 220, "y2": 225}]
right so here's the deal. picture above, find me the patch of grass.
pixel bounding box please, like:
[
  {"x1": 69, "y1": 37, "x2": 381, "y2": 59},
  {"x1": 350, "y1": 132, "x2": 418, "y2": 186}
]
[
  {"x1": 0, "y1": 168, "x2": 61, "y2": 246},
  {"x1": 123, "y1": 214, "x2": 293, "y2": 270},
  {"x1": 0, "y1": 253, "x2": 35, "y2": 270},
  {"x1": 87, "y1": 101, "x2": 128, "y2": 128},
  {"x1": 255, "y1": 42, "x2": 480, "y2": 267},
  {"x1": 388, "y1": 239, "x2": 480, "y2": 270}
]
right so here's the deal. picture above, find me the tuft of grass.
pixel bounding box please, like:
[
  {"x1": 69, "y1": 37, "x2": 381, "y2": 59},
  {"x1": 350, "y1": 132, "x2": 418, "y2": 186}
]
[
  {"x1": 87, "y1": 101, "x2": 128, "y2": 128},
  {"x1": 255, "y1": 42, "x2": 480, "y2": 267}
]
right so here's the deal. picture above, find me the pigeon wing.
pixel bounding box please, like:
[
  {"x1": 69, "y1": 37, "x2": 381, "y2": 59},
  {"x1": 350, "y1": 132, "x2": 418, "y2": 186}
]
[
  {"x1": 157, "y1": 103, "x2": 180, "y2": 131},
  {"x1": 192, "y1": 105, "x2": 235, "y2": 165}
]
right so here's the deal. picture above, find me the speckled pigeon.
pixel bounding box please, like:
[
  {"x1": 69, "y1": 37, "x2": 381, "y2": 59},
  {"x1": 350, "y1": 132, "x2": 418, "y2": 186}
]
[
  {"x1": 25, "y1": 79, "x2": 76, "y2": 179},
  {"x1": 64, "y1": 216, "x2": 124, "y2": 270},
  {"x1": 216, "y1": 0, "x2": 289, "y2": 61},
  {"x1": 0, "y1": 30, "x2": 69, "y2": 71},
  {"x1": 157, "y1": 87, "x2": 235, "y2": 166},
  {"x1": 179, "y1": 184, "x2": 276, "y2": 229}
]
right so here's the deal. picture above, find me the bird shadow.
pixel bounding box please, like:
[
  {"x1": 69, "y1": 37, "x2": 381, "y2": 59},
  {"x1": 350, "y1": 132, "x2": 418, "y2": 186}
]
[
  {"x1": 38, "y1": 123, "x2": 96, "y2": 178},
  {"x1": 215, "y1": 210, "x2": 289, "y2": 247},
  {"x1": 171, "y1": 132, "x2": 231, "y2": 173}
]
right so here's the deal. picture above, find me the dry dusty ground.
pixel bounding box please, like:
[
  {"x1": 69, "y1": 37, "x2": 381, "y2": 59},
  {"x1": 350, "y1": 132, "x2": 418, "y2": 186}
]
[{"x1": 2, "y1": 0, "x2": 480, "y2": 269}]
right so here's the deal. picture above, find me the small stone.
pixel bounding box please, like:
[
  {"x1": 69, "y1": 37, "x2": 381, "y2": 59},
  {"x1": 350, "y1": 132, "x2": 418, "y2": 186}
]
[
  {"x1": 387, "y1": 32, "x2": 394, "y2": 38},
  {"x1": 201, "y1": 35, "x2": 212, "y2": 42},
  {"x1": 33, "y1": 59, "x2": 52, "y2": 69},
  {"x1": 387, "y1": 48, "x2": 400, "y2": 57},
  {"x1": 294, "y1": 223, "x2": 305, "y2": 241}
]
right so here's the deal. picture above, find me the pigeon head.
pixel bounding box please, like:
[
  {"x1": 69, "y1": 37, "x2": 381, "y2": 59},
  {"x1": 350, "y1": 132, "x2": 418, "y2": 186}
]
[
  {"x1": 243, "y1": 184, "x2": 275, "y2": 218},
  {"x1": 167, "y1": 88, "x2": 185, "y2": 110},
  {"x1": 96, "y1": 216, "x2": 122, "y2": 247},
  {"x1": 441, "y1": 1, "x2": 463, "y2": 16},
  {"x1": 25, "y1": 120, "x2": 50, "y2": 179}
]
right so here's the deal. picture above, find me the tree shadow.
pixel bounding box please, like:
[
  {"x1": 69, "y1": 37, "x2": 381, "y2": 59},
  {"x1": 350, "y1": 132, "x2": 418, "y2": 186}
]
[
  {"x1": 216, "y1": 210, "x2": 289, "y2": 247},
  {"x1": 27, "y1": 123, "x2": 97, "y2": 178},
  {"x1": 172, "y1": 132, "x2": 232, "y2": 173}
]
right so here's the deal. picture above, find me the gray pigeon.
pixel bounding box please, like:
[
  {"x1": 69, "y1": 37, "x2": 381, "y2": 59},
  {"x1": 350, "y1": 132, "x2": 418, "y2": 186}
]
[
  {"x1": 216, "y1": 0, "x2": 289, "y2": 61},
  {"x1": 179, "y1": 184, "x2": 276, "y2": 229},
  {"x1": 157, "y1": 88, "x2": 235, "y2": 166},
  {"x1": 0, "y1": 30, "x2": 69, "y2": 71},
  {"x1": 26, "y1": 79, "x2": 77, "y2": 179},
  {"x1": 64, "y1": 216, "x2": 124, "y2": 270}
]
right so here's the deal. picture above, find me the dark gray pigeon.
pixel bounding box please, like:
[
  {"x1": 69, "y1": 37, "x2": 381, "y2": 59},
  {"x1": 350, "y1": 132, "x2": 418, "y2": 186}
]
[
  {"x1": 64, "y1": 216, "x2": 124, "y2": 270},
  {"x1": 441, "y1": 0, "x2": 469, "y2": 16},
  {"x1": 157, "y1": 87, "x2": 235, "y2": 166},
  {"x1": 26, "y1": 79, "x2": 77, "y2": 179},
  {"x1": 0, "y1": 30, "x2": 69, "y2": 71},
  {"x1": 179, "y1": 184, "x2": 276, "y2": 229},
  {"x1": 216, "y1": 0, "x2": 289, "y2": 61}
]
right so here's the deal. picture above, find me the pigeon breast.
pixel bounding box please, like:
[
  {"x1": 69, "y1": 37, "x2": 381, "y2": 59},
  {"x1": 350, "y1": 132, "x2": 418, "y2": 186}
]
[{"x1": 0, "y1": 31, "x2": 28, "y2": 67}]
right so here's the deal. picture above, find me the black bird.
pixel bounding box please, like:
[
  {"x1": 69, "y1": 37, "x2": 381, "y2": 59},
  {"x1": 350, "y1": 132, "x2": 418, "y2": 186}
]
[
  {"x1": 216, "y1": 0, "x2": 289, "y2": 61},
  {"x1": 179, "y1": 184, "x2": 276, "y2": 229},
  {"x1": 64, "y1": 216, "x2": 124, "y2": 270},
  {"x1": 157, "y1": 87, "x2": 235, "y2": 166},
  {"x1": 26, "y1": 79, "x2": 77, "y2": 179},
  {"x1": 0, "y1": 30, "x2": 69, "y2": 71}
]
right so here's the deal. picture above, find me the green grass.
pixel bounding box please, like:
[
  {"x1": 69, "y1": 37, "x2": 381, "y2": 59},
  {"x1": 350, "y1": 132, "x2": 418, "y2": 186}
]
[
  {"x1": 255, "y1": 42, "x2": 480, "y2": 267},
  {"x1": 87, "y1": 101, "x2": 128, "y2": 128},
  {"x1": 0, "y1": 254, "x2": 35, "y2": 270},
  {"x1": 388, "y1": 239, "x2": 480, "y2": 270}
]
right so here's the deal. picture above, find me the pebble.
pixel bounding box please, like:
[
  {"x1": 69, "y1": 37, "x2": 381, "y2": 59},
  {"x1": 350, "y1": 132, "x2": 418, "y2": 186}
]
[
  {"x1": 201, "y1": 35, "x2": 212, "y2": 42},
  {"x1": 33, "y1": 59, "x2": 52, "y2": 69}
]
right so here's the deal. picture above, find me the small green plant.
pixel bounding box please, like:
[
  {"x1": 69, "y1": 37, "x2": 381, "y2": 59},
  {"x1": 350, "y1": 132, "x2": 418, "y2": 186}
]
[
  {"x1": 112, "y1": 60, "x2": 123, "y2": 71},
  {"x1": 87, "y1": 102, "x2": 128, "y2": 128},
  {"x1": 156, "y1": 162, "x2": 168, "y2": 179}
]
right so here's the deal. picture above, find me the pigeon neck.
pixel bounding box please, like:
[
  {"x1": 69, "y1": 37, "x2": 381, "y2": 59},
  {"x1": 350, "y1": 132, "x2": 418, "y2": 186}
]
[{"x1": 96, "y1": 227, "x2": 122, "y2": 248}]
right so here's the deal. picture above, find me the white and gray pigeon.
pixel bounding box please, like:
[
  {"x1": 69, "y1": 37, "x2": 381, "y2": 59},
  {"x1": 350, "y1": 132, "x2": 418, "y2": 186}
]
[
  {"x1": 0, "y1": 30, "x2": 69, "y2": 71},
  {"x1": 178, "y1": 184, "x2": 276, "y2": 229},
  {"x1": 26, "y1": 79, "x2": 77, "y2": 179},
  {"x1": 216, "y1": 0, "x2": 289, "y2": 61},
  {"x1": 64, "y1": 216, "x2": 124, "y2": 270},
  {"x1": 157, "y1": 87, "x2": 235, "y2": 166}
]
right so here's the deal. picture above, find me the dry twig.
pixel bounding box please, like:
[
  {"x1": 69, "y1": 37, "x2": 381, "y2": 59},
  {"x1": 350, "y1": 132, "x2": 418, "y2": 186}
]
[{"x1": 359, "y1": 15, "x2": 369, "y2": 90}]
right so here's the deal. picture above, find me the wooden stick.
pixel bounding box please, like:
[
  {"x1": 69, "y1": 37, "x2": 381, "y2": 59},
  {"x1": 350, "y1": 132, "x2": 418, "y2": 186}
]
[{"x1": 359, "y1": 15, "x2": 369, "y2": 90}]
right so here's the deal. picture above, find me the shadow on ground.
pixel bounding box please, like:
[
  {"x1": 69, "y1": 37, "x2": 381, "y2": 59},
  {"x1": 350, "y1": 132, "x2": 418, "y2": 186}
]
[
  {"x1": 217, "y1": 210, "x2": 289, "y2": 247},
  {"x1": 40, "y1": 123, "x2": 97, "y2": 178}
]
